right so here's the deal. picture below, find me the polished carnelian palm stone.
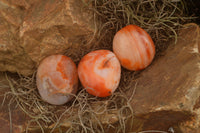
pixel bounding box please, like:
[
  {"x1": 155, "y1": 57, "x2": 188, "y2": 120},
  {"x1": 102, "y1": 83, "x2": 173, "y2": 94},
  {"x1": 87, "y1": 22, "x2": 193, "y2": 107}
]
[
  {"x1": 36, "y1": 55, "x2": 78, "y2": 105},
  {"x1": 78, "y1": 50, "x2": 121, "y2": 97}
]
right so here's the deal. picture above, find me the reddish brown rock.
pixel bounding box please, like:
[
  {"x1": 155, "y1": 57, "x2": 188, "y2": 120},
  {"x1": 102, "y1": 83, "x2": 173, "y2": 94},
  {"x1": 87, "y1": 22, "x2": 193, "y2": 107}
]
[
  {"x1": 0, "y1": 0, "x2": 37, "y2": 9},
  {"x1": 127, "y1": 23, "x2": 200, "y2": 132},
  {"x1": 0, "y1": 0, "x2": 94, "y2": 75},
  {"x1": 0, "y1": 2, "x2": 34, "y2": 75},
  {"x1": 20, "y1": 0, "x2": 94, "y2": 66}
]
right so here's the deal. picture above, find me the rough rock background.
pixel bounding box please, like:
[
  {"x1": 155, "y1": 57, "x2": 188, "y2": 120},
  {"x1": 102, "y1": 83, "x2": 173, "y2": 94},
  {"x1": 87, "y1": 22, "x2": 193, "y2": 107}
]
[
  {"x1": 124, "y1": 23, "x2": 200, "y2": 132},
  {"x1": 0, "y1": 0, "x2": 94, "y2": 75}
]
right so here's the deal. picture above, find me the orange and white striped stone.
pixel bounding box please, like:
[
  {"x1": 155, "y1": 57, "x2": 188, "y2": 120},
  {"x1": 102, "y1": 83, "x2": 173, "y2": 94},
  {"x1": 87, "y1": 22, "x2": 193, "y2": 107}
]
[
  {"x1": 113, "y1": 25, "x2": 155, "y2": 71},
  {"x1": 78, "y1": 50, "x2": 121, "y2": 97},
  {"x1": 36, "y1": 55, "x2": 78, "y2": 105}
]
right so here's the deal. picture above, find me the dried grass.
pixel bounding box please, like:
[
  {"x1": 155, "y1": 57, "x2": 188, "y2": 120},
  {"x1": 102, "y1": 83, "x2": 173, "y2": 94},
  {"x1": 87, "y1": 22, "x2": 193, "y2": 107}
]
[
  {"x1": 82, "y1": 0, "x2": 193, "y2": 55},
  {"x1": 2, "y1": 72, "x2": 136, "y2": 133}
]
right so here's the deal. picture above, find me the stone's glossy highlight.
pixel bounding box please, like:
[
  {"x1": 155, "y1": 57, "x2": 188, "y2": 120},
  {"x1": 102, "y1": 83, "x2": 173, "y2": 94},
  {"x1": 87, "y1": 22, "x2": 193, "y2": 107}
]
[
  {"x1": 113, "y1": 25, "x2": 155, "y2": 71},
  {"x1": 36, "y1": 55, "x2": 78, "y2": 105},
  {"x1": 78, "y1": 50, "x2": 121, "y2": 97}
]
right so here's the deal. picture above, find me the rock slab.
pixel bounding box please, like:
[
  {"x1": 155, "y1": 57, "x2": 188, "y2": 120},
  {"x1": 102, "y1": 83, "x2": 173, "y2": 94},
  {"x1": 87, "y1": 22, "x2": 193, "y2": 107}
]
[
  {"x1": 0, "y1": 0, "x2": 94, "y2": 75},
  {"x1": 128, "y1": 23, "x2": 200, "y2": 132}
]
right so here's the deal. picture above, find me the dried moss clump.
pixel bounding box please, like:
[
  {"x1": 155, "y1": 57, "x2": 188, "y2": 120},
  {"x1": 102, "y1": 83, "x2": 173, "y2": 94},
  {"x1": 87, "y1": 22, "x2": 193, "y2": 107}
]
[
  {"x1": 87, "y1": 0, "x2": 192, "y2": 54},
  {"x1": 2, "y1": 73, "x2": 136, "y2": 133}
]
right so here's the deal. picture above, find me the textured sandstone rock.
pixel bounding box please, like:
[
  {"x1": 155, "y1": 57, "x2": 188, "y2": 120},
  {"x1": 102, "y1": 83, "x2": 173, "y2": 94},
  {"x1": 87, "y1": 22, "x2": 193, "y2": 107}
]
[
  {"x1": 127, "y1": 23, "x2": 200, "y2": 132},
  {"x1": 0, "y1": 0, "x2": 94, "y2": 75},
  {"x1": 0, "y1": 0, "x2": 37, "y2": 9},
  {"x1": 0, "y1": 2, "x2": 34, "y2": 75}
]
